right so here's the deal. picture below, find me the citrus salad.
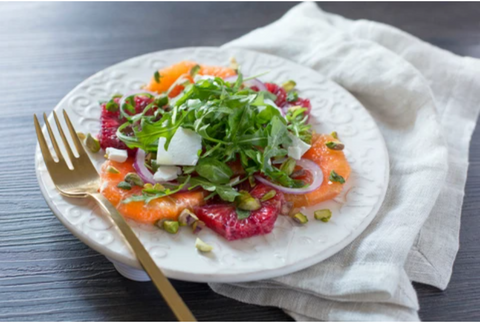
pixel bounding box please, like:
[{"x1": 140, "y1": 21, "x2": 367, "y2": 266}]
[{"x1": 83, "y1": 60, "x2": 350, "y2": 251}]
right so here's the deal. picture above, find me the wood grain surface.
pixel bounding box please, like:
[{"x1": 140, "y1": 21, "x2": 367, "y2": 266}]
[{"x1": 1, "y1": 2, "x2": 479, "y2": 321}]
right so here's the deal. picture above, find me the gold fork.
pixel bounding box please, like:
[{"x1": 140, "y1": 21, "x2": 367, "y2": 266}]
[{"x1": 34, "y1": 110, "x2": 196, "y2": 322}]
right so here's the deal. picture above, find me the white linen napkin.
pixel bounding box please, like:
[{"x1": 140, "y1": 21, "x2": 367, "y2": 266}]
[{"x1": 211, "y1": 3, "x2": 480, "y2": 321}]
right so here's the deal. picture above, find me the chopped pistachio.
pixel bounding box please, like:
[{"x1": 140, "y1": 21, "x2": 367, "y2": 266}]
[
  {"x1": 145, "y1": 152, "x2": 154, "y2": 165},
  {"x1": 106, "y1": 166, "x2": 120, "y2": 174},
  {"x1": 280, "y1": 158, "x2": 296, "y2": 176},
  {"x1": 178, "y1": 209, "x2": 198, "y2": 226},
  {"x1": 155, "y1": 219, "x2": 166, "y2": 229},
  {"x1": 325, "y1": 141, "x2": 345, "y2": 150},
  {"x1": 288, "y1": 105, "x2": 303, "y2": 112},
  {"x1": 154, "y1": 71, "x2": 162, "y2": 83},
  {"x1": 282, "y1": 80, "x2": 297, "y2": 92},
  {"x1": 192, "y1": 220, "x2": 205, "y2": 234},
  {"x1": 153, "y1": 183, "x2": 165, "y2": 191},
  {"x1": 229, "y1": 56, "x2": 239, "y2": 72},
  {"x1": 117, "y1": 181, "x2": 132, "y2": 190},
  {"x1": 189, "y1": 64, "x2": 201, "y2": 77},
  {"x1": 144, "y1": 183, "x2": 154, "y2": 190},
  {"x1": 77, "y1": 132, "x2": 86, "y2": 141},
  {"x1": 195, "y1": 237, "x2": 213, "y2": 253},
  {"x1": 331, "y1": 131, "x2": 338, "y2": 139},
  {"x1": 260, "y1": 190, "x2": 276, "y2": 202},
  {"x1": 162, "y1": 220, "x2": 179, "y2": 234},
  {"x1": 124, "y1": 173, "x2": 144, "y2": 187},
  {"x1": 85, "y1": 133, "x2": 100, "y2": 153},
  {"x1": 329, "y1": 170, "x2": 346, "y2": 184},
  {"x1": 280, "y1": 201, "x2": 293, "y2": 216},
  {"x1": 235, "y1": 191, "x2": 261, "y2": 211},
  {"x1": 291, "y1": 169, "x2": 306, "y2": 179},
  {"x1": 292, "y1": 212, "x2": 308, "y2": 224},
  {"x1": 104, "y1": 154, "x2": 108, "y2": 159},
  {"x1": 314, "y1": 209, "x2": 332, "y2": 222},
  {"x1": 248, "y1": 175, "x2": 256, "y2": 188}
]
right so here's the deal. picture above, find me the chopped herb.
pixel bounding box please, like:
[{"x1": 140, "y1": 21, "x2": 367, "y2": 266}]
[{"x1": 329, "y1": 170, "x2": 345, "y2": 184}]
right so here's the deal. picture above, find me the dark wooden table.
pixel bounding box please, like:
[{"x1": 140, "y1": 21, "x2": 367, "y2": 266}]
[{"x1": 1, "y1": 2, "x2": 479, "y2": 321}]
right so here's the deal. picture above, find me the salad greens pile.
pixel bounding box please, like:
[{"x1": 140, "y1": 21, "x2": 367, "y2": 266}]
[{"x1": 116, "y1": 72, "x2": 312, "y2": 203}]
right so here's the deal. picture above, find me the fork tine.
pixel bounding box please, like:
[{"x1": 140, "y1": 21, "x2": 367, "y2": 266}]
[
  {"x1": 53, "y1": 110, "x2": 77, "y2": 163},
  {"x1": 62, "y1": 110, "x2": 88, "y2": 159},
  {"x1": 34, "y1": 115, "x2": 56, "y2": 167},
  {"x1": 43, "y1": 113, "x2": 62, "y2": 160}
]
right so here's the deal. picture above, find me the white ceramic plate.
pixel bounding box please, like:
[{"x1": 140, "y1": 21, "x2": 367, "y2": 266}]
[{"x1": 35, "y1": 47, "x2": 389, "y2": 283}]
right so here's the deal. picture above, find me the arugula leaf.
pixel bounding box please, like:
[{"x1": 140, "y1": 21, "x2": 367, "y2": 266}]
[
  {"x1": 188, "y1": 176, "x2": 240, "y2": 202},
  {"x1": 188, "y1": 176, "x2": 217, "y2": 191},
  {"x1": 195, "y1": 158, "x2": 233, "y2": 185},
  {"x1": 216, "y1": 185, "x2": 240, "y2": 202},
  {"x1": 287, "y1": 91, "x2": 298, "y2": 102},
  {"x1": 114, "y1": 67, "x2": 315, "y2": 204},
  {"x1": 123, "y1": 176, "x2": 191, "y2": 204}
]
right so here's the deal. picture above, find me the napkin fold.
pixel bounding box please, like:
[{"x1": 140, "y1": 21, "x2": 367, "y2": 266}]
[{"x1": 211, "y1": 3, "x2": 480, "y2": 321}]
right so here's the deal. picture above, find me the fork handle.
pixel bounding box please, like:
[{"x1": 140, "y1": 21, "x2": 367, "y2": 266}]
[{"x1": 89, "y1": 192, "x2": 196, "y2": 322}]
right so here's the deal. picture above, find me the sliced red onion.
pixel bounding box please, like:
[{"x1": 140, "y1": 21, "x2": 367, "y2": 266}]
[
  {"x1": 224, "y1": 75, "x2": 267, "y2": 92},
  {"x1": 133, "y1": 149, "x2": 156, "y2": 184},
  {"x1": 255, "y1": 159, "x2": 323, "y2": 194}
]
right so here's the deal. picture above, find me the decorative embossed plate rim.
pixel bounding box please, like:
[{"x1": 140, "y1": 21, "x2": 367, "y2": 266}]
[{"x1": 35, "y1": 47, "x2": 389, "y2": 283}]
